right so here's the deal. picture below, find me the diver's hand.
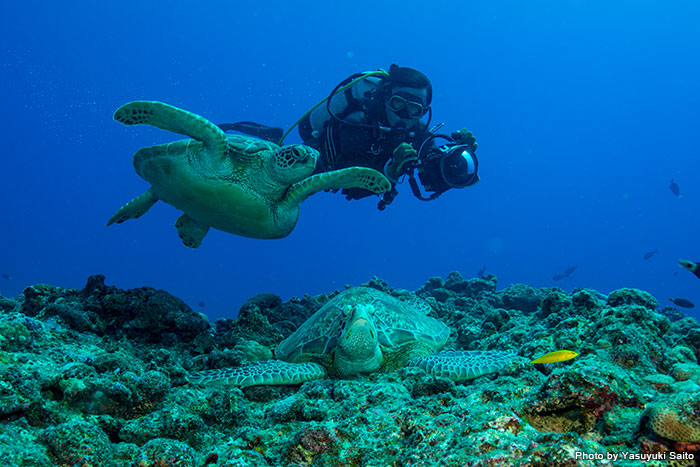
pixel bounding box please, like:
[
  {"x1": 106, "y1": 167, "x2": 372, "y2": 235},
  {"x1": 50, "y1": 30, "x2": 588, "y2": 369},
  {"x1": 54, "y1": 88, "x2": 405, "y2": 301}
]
[
  {"x1": 451, "y1": 128, "x2": 478, "y2": 153},
  {"x1": 386, "y1": 143, "x2": 418, "y2": 181}
]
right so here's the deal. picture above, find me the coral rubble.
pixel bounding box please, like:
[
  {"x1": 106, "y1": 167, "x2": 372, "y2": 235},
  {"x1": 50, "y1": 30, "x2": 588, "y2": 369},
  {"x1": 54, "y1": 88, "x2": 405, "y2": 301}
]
[{"x1": 0, "y1": 273, "x2": 699, "y2": 466}]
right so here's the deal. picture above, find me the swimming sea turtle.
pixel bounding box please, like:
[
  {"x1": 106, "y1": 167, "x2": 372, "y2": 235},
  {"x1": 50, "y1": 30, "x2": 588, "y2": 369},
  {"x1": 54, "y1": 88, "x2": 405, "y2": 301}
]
[
  {"x1": 107, "y1": 101, "x2": 391, "y2": 247},
  {"x1": 188, "y1": 287, "x2": 517, "y2": 386}
]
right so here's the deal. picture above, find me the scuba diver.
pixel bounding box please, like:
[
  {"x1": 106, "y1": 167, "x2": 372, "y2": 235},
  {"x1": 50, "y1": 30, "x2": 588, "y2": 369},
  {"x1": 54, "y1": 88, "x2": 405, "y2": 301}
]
[
  {"x1": 297, "y1": 64, "x2": 480, "y2": 210},
  {"x1": 216, "y1": 64, "x2": 480, "y2": 210}
]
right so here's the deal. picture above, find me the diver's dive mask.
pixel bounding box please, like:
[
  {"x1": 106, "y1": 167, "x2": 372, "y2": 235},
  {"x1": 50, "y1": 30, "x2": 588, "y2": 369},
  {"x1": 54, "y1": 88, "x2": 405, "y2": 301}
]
[{"x1": 387, "y1": 93, "x2": 427, "y2": 119}]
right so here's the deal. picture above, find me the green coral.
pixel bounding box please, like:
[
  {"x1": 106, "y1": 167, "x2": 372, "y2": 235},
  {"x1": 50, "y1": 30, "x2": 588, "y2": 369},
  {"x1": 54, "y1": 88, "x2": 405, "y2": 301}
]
[
  {"x1": 0, "y1": 319, "x2": 30, "y2": 350},
  {"x1": 607, "y1": 288, "x2": 658, "y2": 310},
  {"x1": 42, "y1": 420, "x2": 116, "y2": 467}
]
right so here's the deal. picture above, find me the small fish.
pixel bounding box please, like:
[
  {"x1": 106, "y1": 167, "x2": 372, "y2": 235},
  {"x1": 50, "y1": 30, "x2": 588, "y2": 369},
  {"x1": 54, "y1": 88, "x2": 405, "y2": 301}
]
[
  {"x1": 669, "y1": 297, "x2": 695, "y2": 308},
  {"x1": 198, "y1": 301, "x2": 206, "y2": 308},
  {"x1": 530, "y1": 350, "x2": 579, "y2": 364},
  {"x1": 673, "y1": 271, "x2": 679, "y2": 276},
  {"x1": 642, "y1": 249, "x2": 659, "y2": 260},
  {"x1": 669, "y1": 179, "x2": 680, "y2": 197},
  {"x1": 564, "y1": 265, "x2": 578, "y2": 276},
  {"x1": 477, "y1": 266, "x2": 487, "y2": 277},
  {"x1": 552, "y1": 274, "x2": 566, "y2": 281},
  {"x1": 679, "y1": 259, "x2": 700, "y2": 279},
  {"x1": 1, "y1": 273, "x2": 9, "y2": 280}
]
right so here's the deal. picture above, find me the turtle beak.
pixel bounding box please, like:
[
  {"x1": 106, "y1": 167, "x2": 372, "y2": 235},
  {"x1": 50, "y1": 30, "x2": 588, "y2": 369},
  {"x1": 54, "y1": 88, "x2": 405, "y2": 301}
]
[
  {"x1": 344, "y1": 306, "x2": 374, "y2": 333},
  {"x1": 352, "y1": 318, "x2": 370, "y2": 327},
  {"x1": 342, "y1": 307, "x2": 376, "y2": 342}
]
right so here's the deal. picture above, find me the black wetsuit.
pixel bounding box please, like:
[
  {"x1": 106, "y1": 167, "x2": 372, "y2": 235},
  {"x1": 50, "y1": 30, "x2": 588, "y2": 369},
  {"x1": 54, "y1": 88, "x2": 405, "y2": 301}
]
[{"x1": 300, "y1": 109, "x2": 431, "y2": 200}]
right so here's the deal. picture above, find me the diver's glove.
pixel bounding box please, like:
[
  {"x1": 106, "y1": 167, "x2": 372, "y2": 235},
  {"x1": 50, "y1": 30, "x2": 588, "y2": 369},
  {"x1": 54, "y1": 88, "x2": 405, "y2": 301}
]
[
  {"x1": 385, "y1": 142, "x2": 418, "y2": 182},
  {"x1": 451, "y1": 128, "x2": 478, "y2": 153}
]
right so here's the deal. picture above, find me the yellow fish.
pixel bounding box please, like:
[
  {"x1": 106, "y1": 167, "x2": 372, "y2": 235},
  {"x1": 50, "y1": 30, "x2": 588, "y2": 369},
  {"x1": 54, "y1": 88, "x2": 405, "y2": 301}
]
[{"x1": 530, "y1": 350, "x2": 579, "y2": 364}]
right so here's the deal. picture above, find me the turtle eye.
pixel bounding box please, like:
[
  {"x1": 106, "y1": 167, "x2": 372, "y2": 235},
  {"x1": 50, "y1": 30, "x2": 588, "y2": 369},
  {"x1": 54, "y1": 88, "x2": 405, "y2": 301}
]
[
  {"x1": 291, "y1": 147, "x2": 306, "y2": 161},
  {"x1": 343, "y1": 305, "x2": 352, "y2": 317}
]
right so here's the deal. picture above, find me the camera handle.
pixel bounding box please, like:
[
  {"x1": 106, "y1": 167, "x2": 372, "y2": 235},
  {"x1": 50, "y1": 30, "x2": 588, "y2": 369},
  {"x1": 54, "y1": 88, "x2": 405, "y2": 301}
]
[{"x1": 407, "y1": 171, "x2": 444, "y2": 201}]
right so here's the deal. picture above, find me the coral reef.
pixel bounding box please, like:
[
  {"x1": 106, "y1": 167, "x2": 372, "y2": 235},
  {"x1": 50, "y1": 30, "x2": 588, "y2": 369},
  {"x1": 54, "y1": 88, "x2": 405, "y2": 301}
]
[
  {"x1": 0, "y1": 273, "x2": 699, "y2": 466},
  {"x1": 643, "y1": 392, "x2": 700, "y2": 442}
]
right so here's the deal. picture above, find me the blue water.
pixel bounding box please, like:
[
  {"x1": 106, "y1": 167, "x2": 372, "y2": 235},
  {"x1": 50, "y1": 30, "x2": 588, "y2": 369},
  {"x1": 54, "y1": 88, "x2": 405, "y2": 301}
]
[{"x1": 1, "y1": 1, "x2": 698, "y2": 322}]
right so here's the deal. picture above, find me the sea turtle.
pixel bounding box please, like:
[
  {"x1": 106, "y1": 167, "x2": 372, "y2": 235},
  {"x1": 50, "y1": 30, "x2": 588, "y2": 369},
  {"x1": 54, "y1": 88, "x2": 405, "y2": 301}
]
[
  {"x1": 107, "y1": 101, "x2": 391, "y2": 247},
  {"x1": 188, "y1": 287, "x2": 517, "y2": 387}
]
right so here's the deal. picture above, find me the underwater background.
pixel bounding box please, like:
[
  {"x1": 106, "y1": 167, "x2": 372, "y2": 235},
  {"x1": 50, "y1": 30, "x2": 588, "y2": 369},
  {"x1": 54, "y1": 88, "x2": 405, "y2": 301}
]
[{"x1": 1, "y1": 0, "x2": 699, "y2": 322}]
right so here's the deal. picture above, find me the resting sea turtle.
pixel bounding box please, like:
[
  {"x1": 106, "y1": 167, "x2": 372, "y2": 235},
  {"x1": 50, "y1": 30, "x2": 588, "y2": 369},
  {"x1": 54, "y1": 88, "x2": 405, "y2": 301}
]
[
  {"x1": 188, "y1": 287, "x2": 517, "y2": 386},
  {"x1": 107, "y1": 101, "x2": 391, "y2": 247}
]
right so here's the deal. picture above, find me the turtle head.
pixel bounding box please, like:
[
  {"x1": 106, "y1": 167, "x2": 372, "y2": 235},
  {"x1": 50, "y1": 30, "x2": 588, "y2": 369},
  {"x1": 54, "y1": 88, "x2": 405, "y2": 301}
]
[
  {"x1": 269, "y1": 144, "x2": 318, "y2": 185},
  {"x1": 334, "y1": 303, "x2": 383, "y2": 376}
]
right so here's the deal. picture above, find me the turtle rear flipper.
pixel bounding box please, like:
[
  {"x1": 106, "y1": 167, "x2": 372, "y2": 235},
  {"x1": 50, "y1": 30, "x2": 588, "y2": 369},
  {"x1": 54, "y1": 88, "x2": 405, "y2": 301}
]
[
  {"x1": 187, "y1": 361, "x2": 326, "y2": 387},
  {"x1": 407, "y1": 350, "x2": 518, "y2": 381},
  {"x1": 281, "y1": 167, "x2": 391, "y2": 207},
  {"x1": 107, "y1": 188, "x2": 157, "y2": 226},
  {"x1": 175, "y1": 214, "x2": 209, "y2": 249},
  {"x1": 114, "y1": 101, "x2": 226, "y2": 158}
]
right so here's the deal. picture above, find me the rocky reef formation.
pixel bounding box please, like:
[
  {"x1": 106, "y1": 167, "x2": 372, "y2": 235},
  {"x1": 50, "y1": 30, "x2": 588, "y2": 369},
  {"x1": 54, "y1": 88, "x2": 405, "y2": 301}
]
[{"x1": 1, "y1": 273, "x2": 699, "y2": 466}]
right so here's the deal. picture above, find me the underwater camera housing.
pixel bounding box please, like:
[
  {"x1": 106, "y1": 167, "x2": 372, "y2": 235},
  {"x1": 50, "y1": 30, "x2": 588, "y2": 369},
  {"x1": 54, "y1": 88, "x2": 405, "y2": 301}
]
[{"x1": 410, "y1": 133, "x2": 479, "y2": 200}]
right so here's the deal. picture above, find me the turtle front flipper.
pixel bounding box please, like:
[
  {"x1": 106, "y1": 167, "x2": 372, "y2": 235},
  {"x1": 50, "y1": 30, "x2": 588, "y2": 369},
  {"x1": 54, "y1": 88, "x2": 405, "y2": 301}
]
[
  {"x1": 407, "y1": 350, "x2": 518, "y2": 381},
  {"x1": 114, "y1": 101, "x2": 226, "y2": 158},
  {"x1": 187, "y1": 361, "x2": 327, "y2": 387},
  {"x1": 107, "y1": 188, "x2": 157, "y2": 226},
  {"x1": 175, "y1": 214, "x2": 210, "y2": 248},
  {"x1": 281, "y1": 167, "x2": 391, "y2": 207}
]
